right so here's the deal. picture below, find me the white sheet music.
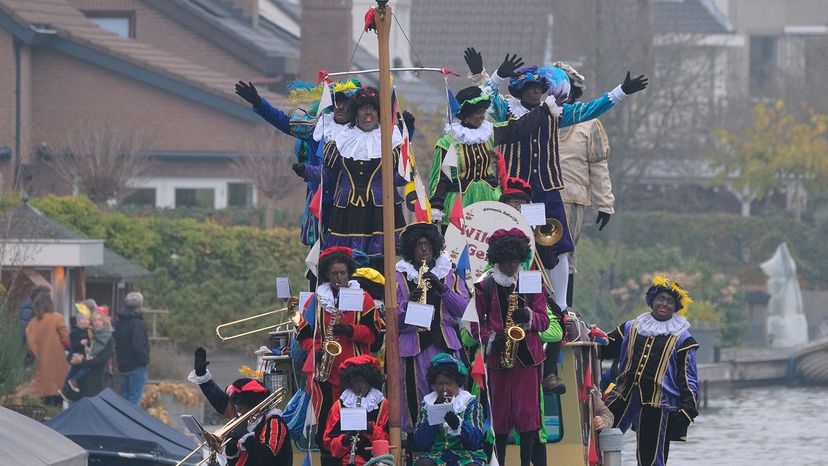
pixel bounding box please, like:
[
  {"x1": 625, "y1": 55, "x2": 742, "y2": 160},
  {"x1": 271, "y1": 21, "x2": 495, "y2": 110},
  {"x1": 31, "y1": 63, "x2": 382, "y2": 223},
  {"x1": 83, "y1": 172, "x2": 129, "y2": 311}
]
[
  {"x1": 520, "y1": 203, "x2": 546, "y2": 226},
  {"x1": 340, "y1": 407, "x2": 368, "y2": 431},
  {"x1": 427, "y1": 403, "x2": 454, "y2": 426},
  {"x1": 519, "y1": 270, "x2": 542, "y2": 294},
  {"x1": 404, "y1": 302, "x2": 435, "y2": 328},
  {"x1": 275, "y1": 277, "x2": 291, "y2": 299},
  {"x1": 338, "y1": 288, "x2": 363, "y2": 311}
]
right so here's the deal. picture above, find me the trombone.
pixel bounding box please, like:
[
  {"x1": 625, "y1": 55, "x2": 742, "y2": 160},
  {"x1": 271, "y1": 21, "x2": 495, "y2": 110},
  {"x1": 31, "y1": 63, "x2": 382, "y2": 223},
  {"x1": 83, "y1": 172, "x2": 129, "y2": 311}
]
[
  {"x1": 176, "y1": 387, "x2": 287, "y2": 466},
  {"x1": 216, "y1": 296, "x2": 300, "y2": 341},
  {"x1": 532, "y1": 219, "x2": 564, "y2": 295}
]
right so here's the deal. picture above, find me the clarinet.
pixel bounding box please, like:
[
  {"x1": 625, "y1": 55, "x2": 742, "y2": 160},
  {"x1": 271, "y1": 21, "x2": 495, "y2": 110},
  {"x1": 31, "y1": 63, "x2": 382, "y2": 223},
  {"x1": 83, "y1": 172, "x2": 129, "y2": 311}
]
[{"x1": 346, "y1": 396, "x2": 362, "y2": 466}]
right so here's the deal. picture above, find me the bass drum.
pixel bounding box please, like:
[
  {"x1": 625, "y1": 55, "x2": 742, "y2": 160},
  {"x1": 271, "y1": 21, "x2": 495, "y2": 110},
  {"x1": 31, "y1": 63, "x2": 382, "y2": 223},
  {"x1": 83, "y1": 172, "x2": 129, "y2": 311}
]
[{"x1": 444, "y1": 201, "x2": 535, "y2": 283}]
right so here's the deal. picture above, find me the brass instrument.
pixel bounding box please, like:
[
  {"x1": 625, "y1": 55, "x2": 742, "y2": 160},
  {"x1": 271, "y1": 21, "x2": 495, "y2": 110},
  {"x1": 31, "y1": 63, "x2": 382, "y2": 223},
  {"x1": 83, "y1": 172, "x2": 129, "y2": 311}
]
[
  {"x1": 316, "y1": 306, "x2": 343, "y2": 382},
  {"x1": 532, "y1": 218, "x2": 564, "y2": 295},
  {"x1": 415, "y1": 259, "x2": 431, "y2": 304},
  {"x1": 216, "y1": 297, "x2": 300, "y2": 341},
  {"x1": 175, "y1": 388, "x2": 287, "y2": 466},
  {"x1": 500, "y1": 289, "x2": 526, "y2": 369}
]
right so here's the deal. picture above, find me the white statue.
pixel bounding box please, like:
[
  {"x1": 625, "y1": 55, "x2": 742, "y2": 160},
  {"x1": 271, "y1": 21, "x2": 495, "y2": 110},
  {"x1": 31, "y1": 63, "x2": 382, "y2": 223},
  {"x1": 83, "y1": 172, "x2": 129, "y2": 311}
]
[{"x1": 760, "y1": 243, "x2": 808, "y2": 347}]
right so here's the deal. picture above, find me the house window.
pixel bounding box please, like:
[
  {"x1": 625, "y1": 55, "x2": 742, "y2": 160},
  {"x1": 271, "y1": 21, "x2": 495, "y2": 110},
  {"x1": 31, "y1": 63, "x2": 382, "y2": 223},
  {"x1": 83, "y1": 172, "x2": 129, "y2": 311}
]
[
  {"x1": 749, "y1": 36, "x2": 777, "y2": 94},
  {"x1": 85, "y1": 12, "x2": 134, "y2": 38},
  {"x1": 227, "y1": 182, "x2": 253, "y2": 207},
  {"x1": 175, "y1": 188, "x2": 215, "y2": 208},
  {"x1": 123, "y1": 188, "x2": 156, "y2": 206}
]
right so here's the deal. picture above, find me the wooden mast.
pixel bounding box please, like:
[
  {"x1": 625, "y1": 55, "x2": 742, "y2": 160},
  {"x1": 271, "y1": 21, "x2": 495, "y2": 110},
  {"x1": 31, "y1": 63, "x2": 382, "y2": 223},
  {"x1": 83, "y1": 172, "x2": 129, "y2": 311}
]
[{"x1": 375, "y1": 2, "x2": 402, "y2": 464}]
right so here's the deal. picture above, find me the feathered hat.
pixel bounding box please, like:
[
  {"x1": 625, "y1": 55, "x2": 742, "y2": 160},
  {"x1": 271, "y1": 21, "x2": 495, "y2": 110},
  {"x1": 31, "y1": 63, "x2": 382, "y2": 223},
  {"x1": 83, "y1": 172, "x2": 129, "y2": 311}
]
[
  {"x1": 499, "y1": 177, "x2": 532, "y2": 203},
  {"x1": 287, "y1": 79, "x2": 361, "y2": 116},
  {"x1": 645, "y1": 275, "x2": 693, "y2": 316},
  {"x1": 508, "y1": 65, "x2": 571, "y2": 99},
  {"x1": 552, "y1": 61, "x2": 585, "y2": 91}
]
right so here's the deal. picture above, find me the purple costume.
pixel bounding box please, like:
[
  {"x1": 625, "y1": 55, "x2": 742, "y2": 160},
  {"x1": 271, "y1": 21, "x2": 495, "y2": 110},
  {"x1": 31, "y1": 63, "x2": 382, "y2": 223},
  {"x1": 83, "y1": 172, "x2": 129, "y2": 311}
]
[
  {"x1": 396, "y1": 257, "x2": 469, "y2": 432},
  {"x1": 472, "y1": 275, "x2": 548, "y2": 434}
]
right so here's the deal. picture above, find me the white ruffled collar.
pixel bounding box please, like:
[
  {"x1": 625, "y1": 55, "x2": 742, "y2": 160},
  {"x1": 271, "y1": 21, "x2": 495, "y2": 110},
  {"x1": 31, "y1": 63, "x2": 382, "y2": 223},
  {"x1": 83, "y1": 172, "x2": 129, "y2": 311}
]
[
  {"x1": 333, "y1": 125, "x2": 403, "y2": 161},
  {"x1": 635, "y1": 312, "x2": 691, "y2": 337},
  {"x1": 491, "y1": 264, "x2": 522, "y2": 287},
  {"x1": 422, "y1": 389, "x2": 475, "y2": 436},
  {"x1": 340, "y1": 388, "x2": 385, "y2": 412},
  {"x1": 316, "y1": 280, "x2": 361, "y2": 313},
  {"x1": 312, "y1": 113, "x2": 348, "y2": 142},
  {"x1": 445, "y1": 120, "x2": 493, "y2": 145},
  {"x1": 396, "y1": 252, "x2": 453, "y2": 281},
  {"x1": 506, "y1": 97, "x2": 531, "y2": 118}
]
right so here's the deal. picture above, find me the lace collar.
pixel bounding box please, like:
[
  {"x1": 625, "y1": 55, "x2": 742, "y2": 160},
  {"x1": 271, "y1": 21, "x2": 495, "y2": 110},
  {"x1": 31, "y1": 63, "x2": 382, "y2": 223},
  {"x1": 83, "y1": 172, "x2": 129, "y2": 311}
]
[
  {"x1": 396, "y1": 252, "x2": 453, "y2": 281},
  {"x1": 634, "y1": 312, "x2": 691, "y2": 337},
  {"x1": 316, "y1": 280, "x2": 361, "y2": 314},
  {"x1": 445, "y1": 120, "x2": 493, "y2": 145},
  {"x1": 491, "y1": 264, "x2": 522, "y2": 287},
  {"x1": 334, "y1": 125, "x2": 404, "y2": 161},
  {"x1": 506, "y1": 97, "x2": 531, "y2": 118},
  {"x1": 312, "y1": 113, "x2": 348, "y2": 142},
  {"x1": 422, "y1": 389, "x2": 475, "y2": 436},
  {"x1": 340, "y1": 388, "x2": 385, "y2": 412}
]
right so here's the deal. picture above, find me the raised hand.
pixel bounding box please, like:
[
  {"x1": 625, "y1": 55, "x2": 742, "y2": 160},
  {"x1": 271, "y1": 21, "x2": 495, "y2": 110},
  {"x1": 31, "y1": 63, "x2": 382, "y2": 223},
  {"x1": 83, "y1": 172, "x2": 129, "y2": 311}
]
[
  {"x1": 621, "y1": 71, "x2": 648, "y2": 95},
  {"x1": 194, "y1": 346, "x2": 209, "y2": 376},
  {"x1": 464, "y1": 47, "x2": 484, "y2": 75},
  {"x1": 496, "y1": 54, "x2": 524, "y2": 78},
  {"x1": 291, "y1": 163, "x2": 305, "y2": 177},
  {"x1": 235, "y1": 80, "x2": 262, "y2": 107},
  {"x1": 596, "y1": 212, "x2": 611, "y2": 231}
]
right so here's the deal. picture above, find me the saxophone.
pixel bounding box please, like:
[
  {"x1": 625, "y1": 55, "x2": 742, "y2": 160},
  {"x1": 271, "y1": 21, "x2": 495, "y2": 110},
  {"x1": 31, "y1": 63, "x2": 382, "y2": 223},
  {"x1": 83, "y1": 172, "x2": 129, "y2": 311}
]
[
  {"x1": 316, "y1": 307, "x2": 343, "y2": 382},
  {"x1": 500, "y1": 288, "x2": 526, "y2": 369},
  {"x1": 415, "y1": 260, "x2": 432, "y2": 304}
]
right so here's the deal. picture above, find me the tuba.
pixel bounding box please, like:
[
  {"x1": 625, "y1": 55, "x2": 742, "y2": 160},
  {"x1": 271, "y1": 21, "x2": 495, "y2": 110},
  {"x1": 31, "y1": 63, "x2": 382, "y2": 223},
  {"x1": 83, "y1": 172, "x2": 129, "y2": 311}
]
[
  {"x1": 500, "y1": 288, "x2": 526, "y2": 369},
  {"x1": 316, "y1": 307, "x2": 343, "y2": 382}
]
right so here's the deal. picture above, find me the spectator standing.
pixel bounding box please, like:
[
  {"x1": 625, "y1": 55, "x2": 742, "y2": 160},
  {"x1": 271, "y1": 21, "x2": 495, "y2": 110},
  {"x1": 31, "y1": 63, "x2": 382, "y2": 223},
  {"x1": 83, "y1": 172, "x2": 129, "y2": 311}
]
[
  {"x1": 70, "y1": 312, "x2": 115, "y2": 400},
  {"x1": 114, "y1": 292, "x2": 150, "y2": 406},
  {"x1": 25, "y1": 292, "x2": 70, "y2": 406}
]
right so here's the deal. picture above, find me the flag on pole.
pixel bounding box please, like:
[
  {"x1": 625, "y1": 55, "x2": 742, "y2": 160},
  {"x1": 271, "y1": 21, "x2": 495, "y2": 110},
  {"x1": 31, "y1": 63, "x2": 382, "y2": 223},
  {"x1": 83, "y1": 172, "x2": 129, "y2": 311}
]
[
  {"x1": 305, "y1": 240, "x2": 321, "y2": 277},
  {"x1": 308, "y1": 187, "x2": 322, "y2": 219},
  {"x1": 398, "y1": 122, "x2": 412, "y2": 181},
  {"x1": 470, "y1": 349, "x2": 486, "y2": 390},
  {"x1": 412, "y1": 174, "x2": 432, "y2": 223},
  {"x1": 455, "y1": 243, "x2": 471, "y2": 278},
  {"x1": 441, "y1": 143, "x2": 458, "y2": 178},
  {"x1": 318, "y1": 81, "x2": 333, "y2": 112},
  {"x1": 446, "y1": 88, "x2": 461, "y2": 121},
  {"x1": 448, "y1": 192, "x2": 464, "y2": 230}
]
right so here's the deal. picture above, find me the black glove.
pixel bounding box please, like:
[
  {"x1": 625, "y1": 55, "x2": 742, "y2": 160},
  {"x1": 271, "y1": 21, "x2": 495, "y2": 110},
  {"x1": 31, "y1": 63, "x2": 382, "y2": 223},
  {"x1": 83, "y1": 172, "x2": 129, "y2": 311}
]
[
  {"x1": 401, "y1": 111, "x2": 415, "y2": 134},
  {"x1": 292, "y1": 163, "x2": 305, "y2": 177},
  {"x1": 621, "y1": 71, "x2": 648, "y2": 95},
  {"x1": 241, "y1": 433, "x2": 259, "y2": 451},
  {"x1": 409, "y1": 288, "x2": 425, "y2": 303},
  {"x1": 356, "y1": 434, "x2": 372, "y2": 450},
  {"x1": 513, "y1": 307, "x2": 531, "y2": 324},
  {"x1": 332, "y1": 324, "x2": 354, "y2": 338},
  {"x1": 194, "y1": 347, "x2": 209, "y2": 376},
  {"x1": 444, "y1": 410, "x2": 460, "y2": 430},
  {"x1": 422, "y1": 271, "x2": 448, "y2": 294},
  {"x1": 596, "y1": 212, "x2": 611, "y2": 231},
  {"x1": 464, "y1": 47, "x2": 484, "y2": 75},
  {"x1": 315, "y1": 348, "x2": 325, "y2": 364},
  {"x1": 491, "y1": 334, "x2": 506, "y2": 354},
  {"x1": 234, "y1": 80, "x2": 262, "y2": 107},
  {"x1": 496, "y1": 54, "x2": 525, "y2": 78},
  {"x1": 341, "y1": 434, "x2": 353, "y2": 446}
]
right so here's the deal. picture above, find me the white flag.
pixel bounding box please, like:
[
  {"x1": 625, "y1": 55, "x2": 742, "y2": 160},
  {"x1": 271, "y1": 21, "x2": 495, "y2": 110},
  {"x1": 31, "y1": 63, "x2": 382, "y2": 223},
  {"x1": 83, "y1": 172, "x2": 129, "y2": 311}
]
[
  {"x1": 305, "y1": 240, "x2": 321, "y2": 277},
  {"x1": 318, "y1": 82, "x2": 333, "y2": 112},
  {"x1": 414, "y1": 173, "x2": 429, "y2": 210},
  {"x1": 441, "y1": 143, "x2": 458, "y2": 177},
  {"x1": 460, "y1": 294, "x2": 478, "y2": 331}
]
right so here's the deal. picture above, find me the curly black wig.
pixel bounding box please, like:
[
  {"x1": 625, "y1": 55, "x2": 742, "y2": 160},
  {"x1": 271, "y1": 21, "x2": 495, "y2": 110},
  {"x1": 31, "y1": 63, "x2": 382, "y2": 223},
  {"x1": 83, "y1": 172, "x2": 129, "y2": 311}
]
[
  {"x1": 569, "y1": 85, "x2": 584, "y2": 102},
  {"x1": 455, "y1": 86, "x2": 491, "y2": 122},
  {"x1": 228, "y1": 378, "x2": 269, "y2": 408},
  {"x1": 319, "y1": 252, "x2": 357, "y2": 283},
  {"x1": 340, "y1": 363, "x2": 385, "y2": 390},
  {"x1": 486, "y1": 234, "x2": 531, "y2": 265},
  {"x1": 399, "y1": 223, "x2": 444, "y2": 263},
  {"x1": 426, "y1": 361, "x2": 467, "y2": 388},
  {"x1": 347, "y1": 87, "x2": 381, "y2": 128}
]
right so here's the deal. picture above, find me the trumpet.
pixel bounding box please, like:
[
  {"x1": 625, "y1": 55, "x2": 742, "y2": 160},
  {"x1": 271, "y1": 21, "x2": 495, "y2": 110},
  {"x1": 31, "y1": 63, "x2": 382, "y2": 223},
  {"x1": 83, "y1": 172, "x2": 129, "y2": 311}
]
[
  {"x1": 216, "y1": 297, "x2": 300, "y2": 341},
  {"x1": 176, "y1": 388, "x2": 287, "y2": 466}
]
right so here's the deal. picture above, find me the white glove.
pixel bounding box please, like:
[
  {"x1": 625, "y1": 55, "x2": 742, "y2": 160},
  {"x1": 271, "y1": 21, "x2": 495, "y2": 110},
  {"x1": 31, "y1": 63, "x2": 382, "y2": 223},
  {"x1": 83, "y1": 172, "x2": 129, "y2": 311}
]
[
  {"x1": 544, "y1": 95, "x2": 563, "y2": 118},
  {"x1": 254, "y1": 346, "x2": 271, "y2": 356},
  {"x1": 431, "y1": 208, "x2": 444, "y2": 222}
]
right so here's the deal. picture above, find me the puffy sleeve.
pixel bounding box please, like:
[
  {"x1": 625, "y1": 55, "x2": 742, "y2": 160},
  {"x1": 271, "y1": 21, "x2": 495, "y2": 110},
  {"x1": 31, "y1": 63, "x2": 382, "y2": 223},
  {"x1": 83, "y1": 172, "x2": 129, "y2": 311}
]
[{"x1": 459, "y1": 398, "x2": 485, "y2": 450}]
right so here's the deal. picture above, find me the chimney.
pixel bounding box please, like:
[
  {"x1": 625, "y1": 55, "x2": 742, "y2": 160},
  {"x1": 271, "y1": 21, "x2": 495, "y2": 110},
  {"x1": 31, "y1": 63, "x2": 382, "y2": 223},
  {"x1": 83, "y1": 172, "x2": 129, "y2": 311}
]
[
  {"x1": 300, "y1": 0, "x2": 353, "y2": 81},
  {"x1": 233, "y1": 0, "x2": 259, "y2": 29}
]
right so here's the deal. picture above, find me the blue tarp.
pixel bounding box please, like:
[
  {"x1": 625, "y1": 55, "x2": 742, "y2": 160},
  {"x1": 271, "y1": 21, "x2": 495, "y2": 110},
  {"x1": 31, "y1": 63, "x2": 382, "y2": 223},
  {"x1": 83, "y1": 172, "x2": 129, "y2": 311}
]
[{"x1": 46, "y1": 389, "x2": 198, "y2": 465}]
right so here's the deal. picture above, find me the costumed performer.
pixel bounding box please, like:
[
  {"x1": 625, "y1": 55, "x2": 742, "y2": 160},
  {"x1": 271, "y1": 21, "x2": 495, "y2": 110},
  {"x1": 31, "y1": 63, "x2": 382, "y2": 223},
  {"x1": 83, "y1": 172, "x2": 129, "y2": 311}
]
[
  {"x1": 296, "y1": 246, "x2": 382, "y2": 466},
  {"x1": 293, "y1": 87, "x2": 409, "y2": 269},
  {"x1": 323, "y1": 355, "x2": 389, "y2": 466},
  {"x1": 396, "y1": 222, "x2": 470, "y2": 431},
  {"x1": 601, "y1": 276, "x2": 699, "y2": 466},
  {"x1": 464, "y1": 48, "x2": 647, "y2": 311},
  {"x1": 552, "y1": 62, "x2": 616, "y2": 307},
  {"x1": 235, "y1": 79, "x2": 360, "y2": 245},
  {"x1": 412, "y1": 353, "x2": 487, "y2": 466},
  {"x1": 472, "y1": 228, "x2": 549, "y2": 466},
  {"x1": 429, "y1": 86, "x2": 502, "y2": 223}
]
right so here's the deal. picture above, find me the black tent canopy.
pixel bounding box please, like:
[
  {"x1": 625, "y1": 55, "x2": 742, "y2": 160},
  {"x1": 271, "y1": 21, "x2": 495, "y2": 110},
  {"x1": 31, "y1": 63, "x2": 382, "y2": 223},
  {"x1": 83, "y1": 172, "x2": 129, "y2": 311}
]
[{"x1": 46, "y1": 389, "x2": 198, "y2": 465}]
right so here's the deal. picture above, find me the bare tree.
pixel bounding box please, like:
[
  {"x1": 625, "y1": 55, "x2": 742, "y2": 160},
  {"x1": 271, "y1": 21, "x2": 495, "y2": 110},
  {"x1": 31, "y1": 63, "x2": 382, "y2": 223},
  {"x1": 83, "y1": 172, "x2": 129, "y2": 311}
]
[
  {"x1": 41, "y1": 120, "x2": 155, "y2": 205},
  {"x1": 233, "y1": 127, "x2": 304, "y2": 227}
]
